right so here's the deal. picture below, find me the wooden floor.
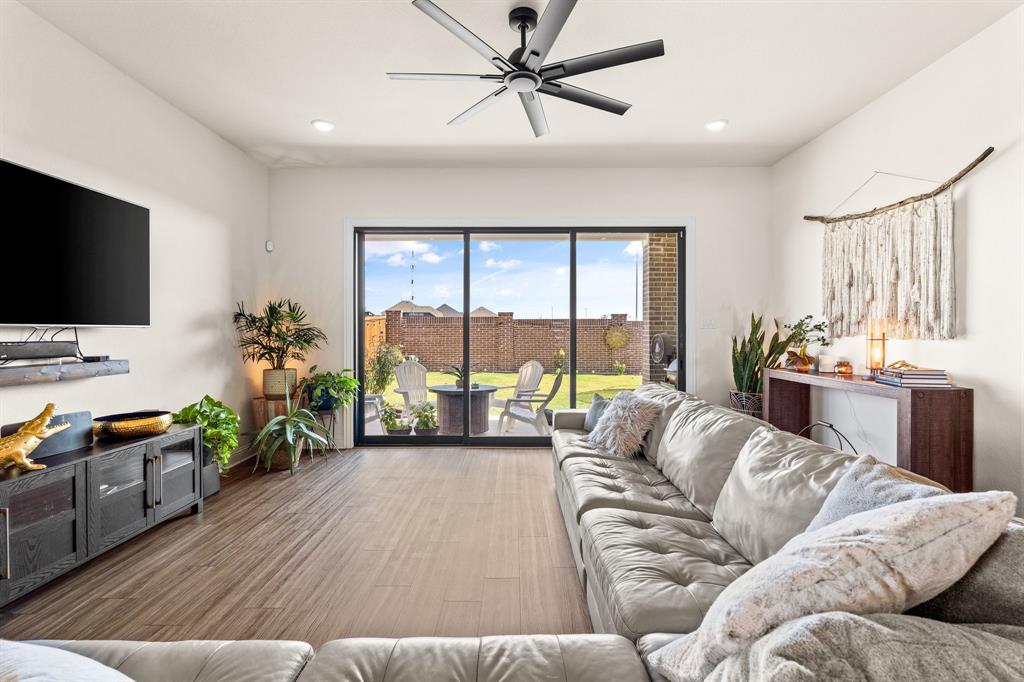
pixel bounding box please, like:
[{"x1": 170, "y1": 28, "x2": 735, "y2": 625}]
[{"x1": 0, "y1": 448, "x2": 591, "y2": 646}]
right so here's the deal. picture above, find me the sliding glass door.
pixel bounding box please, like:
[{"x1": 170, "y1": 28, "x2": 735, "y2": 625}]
[{"x1": 355, "y1": 227, "x2": 684, "y2": 445}]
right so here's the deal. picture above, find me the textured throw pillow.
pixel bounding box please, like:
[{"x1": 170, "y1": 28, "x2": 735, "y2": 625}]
[
  {"x1": 648, "y1": 491, "x2": 1018, "y2": 682},
  {"x1": 585, "y1": 391, "x2": 661, "y2": 457},
  {"x1": 584, "y1": 394, "x2": 611, "y2": 432},
  {"x1": 0, "y1": 640, "x2": 133, "y2": 681},
  {"x1": 806, "y1": 454, "x2": 947, "y2": 531}
]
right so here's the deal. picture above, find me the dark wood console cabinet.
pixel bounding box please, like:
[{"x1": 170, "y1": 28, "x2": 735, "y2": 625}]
[{"x1": 0, "y1": 425, "x2": 202, "y2": 606}]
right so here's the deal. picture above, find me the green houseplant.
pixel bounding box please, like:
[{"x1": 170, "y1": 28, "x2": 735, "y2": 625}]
[
  {"x1": 784, "y1": 315, "x2": 831, "y2": 373},
  {"x1": 303, "y1": 365, "x2": 360, "y2": 412},
  {"x1": 378, "y1": 401, "x2": 411, "y2": 436},
  {"x1": 730, "y1": 314, "x2": 794, "y2": 418},
  {"x1": 172, "y1": 395, "x2": 240, "y2": 477},
  {"x1": 252, "y1": 389, "x2": 334, "y2": 474},
  {"x1": 233, "y1": 299, "x2": 327, "y2": 399},
  {"x1": 409, "y1": 401, "x2": 438, "y2": 436},
  {"x1": 365, "y1": 343, "x2": 404, "y2": 397},
  {"x1": 443, "y1": 364, "x2": 478, "y2": 389}
]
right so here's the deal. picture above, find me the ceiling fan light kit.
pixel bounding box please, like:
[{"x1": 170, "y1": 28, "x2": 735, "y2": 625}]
[{"x1": 387, "y1": 0, "x2": 665, "y2": 137}]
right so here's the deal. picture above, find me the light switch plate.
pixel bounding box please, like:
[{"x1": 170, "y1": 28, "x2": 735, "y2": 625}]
[
  {"x1": 265, "y1": 239, "x2": 274, "y2": 253},
  {"x1": 701, "y1": 317, "x2": 718, "y2": 330}
]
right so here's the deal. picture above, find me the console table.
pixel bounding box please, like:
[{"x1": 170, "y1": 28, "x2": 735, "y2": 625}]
[
  {"x1": 0, "y1": 424, "x2": 202, "y2": 606},
  {"x1": 764, "y1": 368, "x2": 973, "y2": 492}
]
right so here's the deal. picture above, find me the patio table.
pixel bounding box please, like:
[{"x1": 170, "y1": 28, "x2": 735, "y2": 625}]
[{"x1": 428, "y1": 384, "x2": 498, "y2": 435}]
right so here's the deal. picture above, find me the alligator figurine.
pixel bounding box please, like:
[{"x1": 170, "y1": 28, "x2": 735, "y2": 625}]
[{"x1": 0, "y1": 403, "x2": 70, "y2": 472}]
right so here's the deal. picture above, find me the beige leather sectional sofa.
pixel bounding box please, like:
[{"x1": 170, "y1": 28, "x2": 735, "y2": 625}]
[{"x1": 17, "y1": 383, "x2": 1023, "y2": 681}]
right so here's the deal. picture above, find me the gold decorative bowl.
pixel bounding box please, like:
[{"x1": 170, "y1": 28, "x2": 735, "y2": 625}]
[{"x1": 93, "y1": 411, "x2": 173, "y2": 439}]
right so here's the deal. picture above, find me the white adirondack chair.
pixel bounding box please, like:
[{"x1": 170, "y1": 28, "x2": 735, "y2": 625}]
[
  {"x1": 492, "y1": 360, "x2": 545, "y2": 432},
  {"x1": 394, "y1": 359, "x2": 430, "y2": 414},
  {"x1": 497, "y1": 371, "x2": 564, "y2": 435}
]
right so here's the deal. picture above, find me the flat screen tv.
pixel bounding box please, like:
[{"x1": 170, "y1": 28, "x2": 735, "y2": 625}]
[{"x1": 1, "y1": 159, "x2": 150, "y2": 327}]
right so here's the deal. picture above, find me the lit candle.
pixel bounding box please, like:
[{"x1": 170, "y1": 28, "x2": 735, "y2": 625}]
[{"x1": 866, "y1": 319, "x2": 887, "y2": 375}]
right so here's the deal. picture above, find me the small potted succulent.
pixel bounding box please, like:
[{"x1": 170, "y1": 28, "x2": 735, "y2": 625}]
[
  {"x1": 303, "y1": 365, "x2": 360, "y2": 413},
  {"x1": 443, "y1": 364, "x2": 478, "y2": 389},
  {"x1": 409, "y1": 401, "x2": 438, "y2": 436},
  {"x1": 379, "y1": 401, "x2": 412, "y2": 436},
  {"x1": 784, "y1": 315, "x2": 830, "y2": 373}
]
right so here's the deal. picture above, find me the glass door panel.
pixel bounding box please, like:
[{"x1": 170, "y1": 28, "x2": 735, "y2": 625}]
[
  {"x1": 574, "y1": 232, "x2": 678, "y2": 408},
  {"x1": 360, "y1": 234, "x2": 465, "y2": 440},
  {"x1": 469, "y1": 234, "x2": 570, "y2": 439}
]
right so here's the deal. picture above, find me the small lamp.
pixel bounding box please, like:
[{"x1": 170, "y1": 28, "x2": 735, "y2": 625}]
[{"x1": 866, "y1": 319, "x2": 887, "y2": 376}]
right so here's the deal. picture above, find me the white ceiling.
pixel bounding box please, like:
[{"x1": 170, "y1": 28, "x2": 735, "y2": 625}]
[{"x1": 23, "y1": 0, "x2": 1021, "y2": 168}]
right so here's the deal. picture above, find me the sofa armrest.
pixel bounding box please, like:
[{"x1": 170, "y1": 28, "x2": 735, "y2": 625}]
[
  {"x1": 29, "y1": 640, "x2": 314, "y2": 682},
  {"x1": 552, "y1": 409, "x2": 588, "y2": 432}
]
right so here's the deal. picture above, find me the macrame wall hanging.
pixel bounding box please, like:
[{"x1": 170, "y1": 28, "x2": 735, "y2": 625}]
[{"x1": 804, "y1": 147, "x2": 993, "y2": 341}]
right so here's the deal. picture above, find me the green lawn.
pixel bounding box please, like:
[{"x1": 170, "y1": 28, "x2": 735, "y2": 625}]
[{"x1": 382, "y1": 372, "x2": 641, "y2": 413}]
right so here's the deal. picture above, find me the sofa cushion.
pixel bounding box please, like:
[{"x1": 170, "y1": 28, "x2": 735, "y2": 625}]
[
  {"x1": 806, "y1": 454, "x2": 947, "y2": 531},
  {"x1": 26, "y1": 640, "x2": 315, "y2": 682},
  {"x1": 562, "y1": 456, "x2": 706, "y2": 522},
  {"x1": 584, "y1": 394, "x2": 612, "y2": 431},
  {"x1": 912, "y1": 518, "x2": 1024, "y2": 626},
  {"x1": 581, "y1": 509, "x2": 751, "y2": 639},
  {"x1": 296, "y1": 635, "x2": 650, "y2": 682},
  {"x1": 1, "y1": 640, "x2": 133, "y2": 682},
  {"x1": 633, "y1": 383, "x2": 698, "y2": 466},
  {"x1": 648, "y1": 491, "x2": 1018, "y2": 682},
  {"x1": 552, "y1": 428, "x2": 614, "y2": 468},
  {"x1": 656, "y1": 402, "x2": 767, "y2": 517},
  {"x1": 586, "y1": 391, "x2": 661, "y2": 457},
  {"x1": 712, "y1": 427, "x2": 854, "y2": 563},
  {"x1": 700, "y1": 612, "x2": 1024, "y2": 682}
]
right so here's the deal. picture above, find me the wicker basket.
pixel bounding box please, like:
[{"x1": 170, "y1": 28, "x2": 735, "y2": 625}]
[{"x1": 728, "y1": 391, "x2": 764, "y2": 419}]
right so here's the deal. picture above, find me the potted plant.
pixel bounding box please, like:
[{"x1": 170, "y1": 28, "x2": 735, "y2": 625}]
[
  {"x1": 443, "y1": 364, "x2": 477, "y2": 389},
  {"x1": 303, "y1": 365, "x2": 360, "y2": 413},
  {"x1": 784, "y1": 315, "x2": 831, "y2": 373},
  {"x1": 252, "y1": 389, "x2": 334, "y2": 474},
  {"x1": 730, "y1": 314, "x2": 794, "y2": 418},
  {"x1": 233, "y1": 299, "x2": 327, "y2": 399},
  {"x1": 172, "y1": 395, "x2": 240, "y2": 494},
  {"x1": 409, "y1": 401, "x2": 438, "y2": 436},
  {"x1": 365, "y1": 343, "x2": 404, "y2": 401},
  {"x1": 378, "y1": 401, "x2": 411, "y2": 436}
]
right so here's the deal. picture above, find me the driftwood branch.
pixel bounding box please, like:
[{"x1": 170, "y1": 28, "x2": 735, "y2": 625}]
[{"x1": 803, "y1": 146, "x2": 994, "y2": 224}]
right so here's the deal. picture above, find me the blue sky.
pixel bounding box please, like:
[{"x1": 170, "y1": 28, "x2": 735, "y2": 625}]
[{"x1": 363, "y1": 236, "x2": 646, "y2": 319}]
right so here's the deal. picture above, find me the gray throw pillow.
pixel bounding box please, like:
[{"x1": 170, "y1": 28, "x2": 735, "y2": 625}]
[
  {"x1": 584, "y1": 394, "x2": 610, "y2": 432},
  {"x1": 806, "y1": 454, "x2": 946, "y2": 532},
  {"x1": 0, "y1": 640, "x2": 133, "y2": 681},
  {"x1": 585, "y1": 391, "x2": 661, "y2": 457}
]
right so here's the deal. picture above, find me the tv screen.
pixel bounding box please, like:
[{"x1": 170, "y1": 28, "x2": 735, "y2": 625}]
[{"x1": 1, "y1": 159, "x2": 150, "y2": 327}]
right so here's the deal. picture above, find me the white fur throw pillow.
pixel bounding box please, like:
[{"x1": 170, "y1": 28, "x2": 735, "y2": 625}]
[
  {"x1": 585, "y1": 391, "x2": 661, "y2": 457},
  {"x1": 648, "y1": 490, "x2": 1018, "y2": 682}
]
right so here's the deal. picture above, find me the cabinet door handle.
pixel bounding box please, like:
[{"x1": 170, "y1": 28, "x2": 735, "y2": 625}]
[
  {"x1": 155, "y1": 454, "x2": 163, "y2": 505},
  {"x1": 0, "y1": 507, "x2": 10, "y2": 581},
  {"x1": 146, "y1": 457, "x2": 155, "y2": 509}
]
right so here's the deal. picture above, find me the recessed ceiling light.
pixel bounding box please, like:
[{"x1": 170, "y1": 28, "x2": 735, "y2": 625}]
[
  {"x1": 311, "y1": 119, "x2": 335, "y2": 132},
  {"x1": 704, "y1": 119, "x2": 729, "y2": 132}
]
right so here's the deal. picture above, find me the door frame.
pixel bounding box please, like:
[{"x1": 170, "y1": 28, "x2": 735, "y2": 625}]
[{"x1": 351, "y1": 219, "x2": 696, "y2": 447}]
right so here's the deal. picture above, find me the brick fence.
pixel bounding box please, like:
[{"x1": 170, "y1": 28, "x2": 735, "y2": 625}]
[{"x1": 381, "y1": 309, "x2": 646, "y2": 374}]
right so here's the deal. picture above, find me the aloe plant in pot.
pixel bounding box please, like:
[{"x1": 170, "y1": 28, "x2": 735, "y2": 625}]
[
  {"x1": 252, "y1": 388, "x2": 334, "y2": 474},
  {"x1": 730, "y1": 314, "x2": 794, "y2": 418},
  {"x1": 233, "y1": 299, "x2": 327, "y2": 399}
]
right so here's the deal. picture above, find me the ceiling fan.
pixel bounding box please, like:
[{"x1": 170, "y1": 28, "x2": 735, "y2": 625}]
[{"x1": 387, "y1": 0, "x2": 665, "y2": 137}]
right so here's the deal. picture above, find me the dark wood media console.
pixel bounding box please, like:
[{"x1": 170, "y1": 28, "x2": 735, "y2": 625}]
[
  {"x1": 764, "y1": 368, "x2": 973, "y2": 492},
  {"x1": 0, "y1": 425, "x2": 202, "y2": 606}
]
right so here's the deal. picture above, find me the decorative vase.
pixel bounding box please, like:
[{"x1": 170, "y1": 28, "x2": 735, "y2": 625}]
[
  {"x1": 263, "y1": 368, "x2": 297, "y2": 400},
  {"x1": 728, "y1": 390, "x2": 763, "y2": 419}
]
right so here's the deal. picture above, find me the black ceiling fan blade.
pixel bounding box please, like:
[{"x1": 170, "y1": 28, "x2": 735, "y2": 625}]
[
  {"x1": 388, "y1": 72, "x2": 504, "y2": 81},
  {"x1": 523, "y1": 0, "x2": 578, "y2": 71},
  {"x1": 540, "y1": 39, "x2": 664, "y2": 80},
  {"x1": 519, "y1": 92, "x2": 550, "y2": 137},
  {"x1": 412, "y1": 0, "x2": 514, "y2": 72},
  {"x1": 448, "y1": 86, "x2": 512, "y2": 125},
  {"x1": 538, "y1": 82, "x2": 630, "y2": 115}
]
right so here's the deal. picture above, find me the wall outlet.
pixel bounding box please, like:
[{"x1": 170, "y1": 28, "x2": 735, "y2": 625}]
[
  {"x1": 265, "y1": 239, "x2": 274, "y2": 253},
  {"x1": 700, "y1": 317, "x2": 718, "y2": 330}
]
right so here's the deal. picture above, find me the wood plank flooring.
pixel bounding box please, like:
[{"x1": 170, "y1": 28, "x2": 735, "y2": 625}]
[{"x1": 0, "y1": 447, "x2": 591, "y2": 646}]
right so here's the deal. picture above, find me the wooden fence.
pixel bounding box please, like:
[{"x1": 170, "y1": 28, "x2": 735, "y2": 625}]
[{"x1": 364, "y1": 315, "x2": 386, "y2": 362}]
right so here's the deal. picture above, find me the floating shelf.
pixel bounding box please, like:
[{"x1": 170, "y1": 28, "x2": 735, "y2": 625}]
[{"x1": 0, "y1": 360, "x2": 129, "y2": 387}]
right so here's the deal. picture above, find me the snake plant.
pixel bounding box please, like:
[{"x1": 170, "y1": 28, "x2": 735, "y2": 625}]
[{"x1": 732, "y1": 314, "x2": 794, "y2": 394}]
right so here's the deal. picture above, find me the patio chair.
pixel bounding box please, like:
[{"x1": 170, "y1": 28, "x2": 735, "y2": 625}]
[
  {"x1": 496, "y1": 371, "x2": 564, "y2": 435},
  {"x1": 394, "y1": 359, "x2": 430, "y2": 414},
  {"x1": 491, "y1": 360, "x2": 544, "y2": 423}
]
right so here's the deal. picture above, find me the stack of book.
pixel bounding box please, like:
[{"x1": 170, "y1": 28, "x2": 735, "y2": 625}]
[{"x1": 875, "y1": 367, "x2": 951, "y2": 387}]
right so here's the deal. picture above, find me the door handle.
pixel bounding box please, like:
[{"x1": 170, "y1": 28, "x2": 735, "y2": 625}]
[
  {"x1": 0, "y1": 507, "x2": 10, "y2": 581},
  {"x1": 146, "y1": 457, "x2": 155, "y2": 509},
  {"x1": 155, "y1": 454, "x2": 163, "y2": 505}
]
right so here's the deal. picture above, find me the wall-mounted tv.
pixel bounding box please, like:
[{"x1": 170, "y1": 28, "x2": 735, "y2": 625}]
[{"x1": 1, "y1": 159, "x2": 150, "y2": 327}]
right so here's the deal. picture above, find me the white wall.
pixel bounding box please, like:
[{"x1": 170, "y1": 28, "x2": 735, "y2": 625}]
[
  {"x1": 769, "y1": 8, "x2": 1024, "y2": 503},
  {"x1": 267, "y1": 167, "x2": 773, "y2": 447},
  {"x1": 0, "y1": 1, "x2": 269, "y2": 431}
]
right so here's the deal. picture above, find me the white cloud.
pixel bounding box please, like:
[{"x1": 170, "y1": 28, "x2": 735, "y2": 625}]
[
  {"x1": 420, "y1": 252, "x2": 445, "y2": 264},
  {"x1": 496, "y1": 287, "x2": 519, "y2": 297},
  {"x1": 365, "y1": 240, "x2": 432, "y2": 258},
  {"x1": 432, "y1": 284, "x2": 452, "y2": 299},
  {"x1": 485, "y1": 258, "x2": 522, "y2": 271},
  {"x1": 623, "y1": 241, "x2": 644, "y2": 257},
  {"x1": 554, "y1": 266, "x2": 568, "y2": 276},
  {"x1": 386, "y1": 253, "x2": 406, "y2": 266},
  {"x1": 479, "y1": 240, "x2": 501, "y2": 252}
]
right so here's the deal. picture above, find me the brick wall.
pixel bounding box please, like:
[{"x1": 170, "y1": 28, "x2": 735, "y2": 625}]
[
  {"x1": 642, "y1": 232, "x2": 678, "y2": 383},
  {"x1": 377, "y1": 312, "x2": 645, "y2": 374}
]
